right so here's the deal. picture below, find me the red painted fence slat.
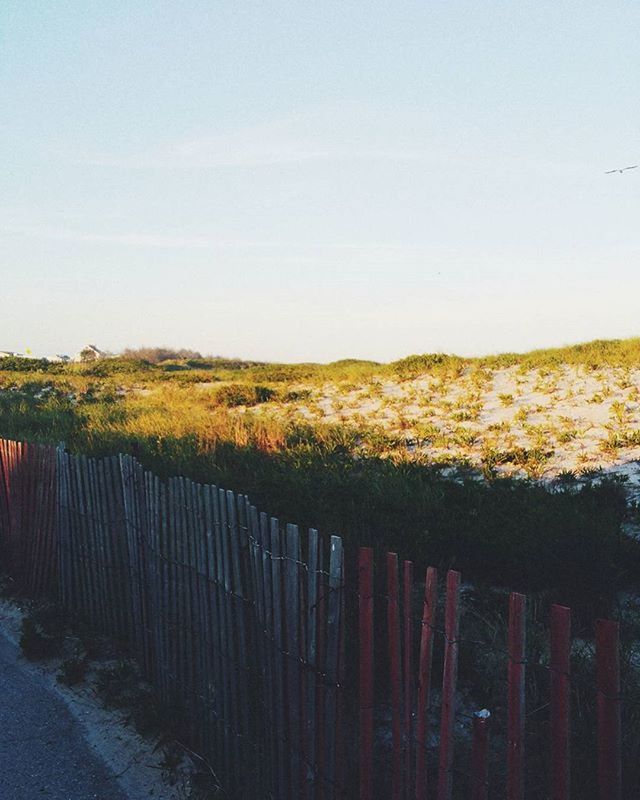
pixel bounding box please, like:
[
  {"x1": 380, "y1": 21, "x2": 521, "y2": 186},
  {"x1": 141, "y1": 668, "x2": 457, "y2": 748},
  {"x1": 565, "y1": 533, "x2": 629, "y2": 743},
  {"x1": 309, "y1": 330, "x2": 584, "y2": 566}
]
[
  {"x1": 596, "y1": 619, "x2": 621, "y2": 800},
  {"x1": 358, "y1": 548, "x2": 374, "y2": 800},
  {"x1": 387, "y1": 552, "x2": 403, "y2": 800},
  {"x1": 550, "y1": 605, "x2": 571, "y2": 800},
  {"x1": 507, "y1": 592, "x2": 526, "y2": 800}
]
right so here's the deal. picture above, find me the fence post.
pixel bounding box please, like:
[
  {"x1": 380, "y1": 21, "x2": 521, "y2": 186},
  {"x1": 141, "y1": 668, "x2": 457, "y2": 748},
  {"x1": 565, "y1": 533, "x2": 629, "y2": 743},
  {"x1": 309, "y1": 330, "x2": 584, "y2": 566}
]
[
  {"x1": 437, "y1": 570, "x2": 461, "y2": 800},
  {"x1": 359, "y1": 548, "x2": 374, "y2": 800},
  {"x1": 387, "y1": 552, "x2": 403, "y2": 800},
  {"x1": 415, "y1": 566, "x2": 438, "y2": 799},
  {"x1": 507, "y1": 592, "x2": 526, "y2": 800},
  {"x1": 470, "y1": 711, "x2": 490, "y2": 800},
  {"x1": 550, "y1": 605, "x2": 571, "y2": 800},
  {"x1": 596, "y1": 619, "x2": 621, "y2": 800}
]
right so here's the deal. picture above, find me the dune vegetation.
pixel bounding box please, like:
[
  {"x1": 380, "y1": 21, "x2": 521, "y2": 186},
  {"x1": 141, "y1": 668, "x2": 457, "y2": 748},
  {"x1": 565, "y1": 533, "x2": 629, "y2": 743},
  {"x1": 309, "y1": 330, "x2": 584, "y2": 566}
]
[{"x1": 2, "y1": 338, "x2": 640, "y2": 615}]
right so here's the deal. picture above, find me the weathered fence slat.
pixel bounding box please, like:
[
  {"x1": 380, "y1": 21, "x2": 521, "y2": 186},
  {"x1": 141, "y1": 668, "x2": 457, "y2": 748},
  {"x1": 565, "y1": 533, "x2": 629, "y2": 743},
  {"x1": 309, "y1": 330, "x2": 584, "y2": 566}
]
[
  {"x1": 182, "y1": 478, "x2": 198, "y2": 741},
  {"x1": 195, "y1": 481, "x2": 212, "y2": 756},
  {"x1": 71, "y1": 455, "x2": 91, "y2": 616},
  {"x1": 246, "y1": 502, "x2": 266, "y2": 790},
  {"x1": 210, "y1": 484, "x2": 232, "y2": 779},
  {"x1": 97, "y1": 458, "x2": 116, "y2": 634},
  {"x1": 202, "y1": 485, "x2": 221, "y2": 764},
  {"x1": 415, "y1": 566, "x2": 438, "y2": 799},
  {"x1": 270, "y1": 517, "x2": 288, "y2": 797},
  {"x1": 154, "y1": 474, "x2": 166, "y2": 697},
  {"x1": 81, "y1": 456, "x2": 104, "y2": 625},
  {"x1": 25, "y1": 444, "x2": 35, "y2": 585},
  {"x1": 121, "y1": 455, "x2": 146, "y2": 669},
  {"x1": 67, "y1": 452, "x2": 81, "y2": 613},
  {"x1": 259, "y1": 511, "x2": 276, "y2": 794},
  {"x1": 28, "y1": 446, "x2": 43, "y2": 592},
  {"x1": 306, "y1": 528, "x2": 321, "y2": 799},
  {"x1": 166, "y1": 478, "x2": 180, "y2": 704},
  {"x1": 437, "y1": 570, "x2": 461, "y2": 800},
  {"x1": 106, "y1": 455, "x2": 130, "y2": 640},
  {"x1": 177, "y1": 478, "x2": 193, "y2": 721},
  {"x1": 220, "y1": 488, "x2": 242, "y2": 788},
  {"x1": 226, "y1": 489, "x2": 251, "y2": 792},
  {"x1": 146, "y1": 473, "x2": 162, "y2": 696},
  {"x1": 323, "y1": 535, "x2": 344, "y2": 800},
  {"x1": 285, "y1": 523, "x2": 303, "y2": 800},
  {"x1": 403, "y1": 559, "x2": 414, "y2": 797},
  {"x1": 56, "y1": 448, "x2": 71, "y2": 610},
  {"x1": 88, "y1": 457, "x2": 107, "y2": 630}
]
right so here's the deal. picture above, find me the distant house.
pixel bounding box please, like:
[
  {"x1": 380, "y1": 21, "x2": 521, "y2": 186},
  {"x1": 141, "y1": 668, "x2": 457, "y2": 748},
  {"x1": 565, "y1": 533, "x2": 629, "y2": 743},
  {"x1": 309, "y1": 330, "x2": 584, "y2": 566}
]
[
  {"x1": 0, "y1": 351, "x2": 32, "y2": 359},
  {"x1": 47, "y1": 354, "x2": 71, "y2": 363},
  {"x1": 0, "y1": 351, "x2": 38, "y2": 360},
  {"x1": 73, "y1": 345, "x2": 107, "y2": 363}
]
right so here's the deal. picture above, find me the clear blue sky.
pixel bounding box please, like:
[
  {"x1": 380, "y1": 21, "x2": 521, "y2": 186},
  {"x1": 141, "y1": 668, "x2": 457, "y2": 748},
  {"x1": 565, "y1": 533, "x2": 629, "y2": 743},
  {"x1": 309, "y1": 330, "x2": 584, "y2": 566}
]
[{"x1": 2, "y1": 1, "x2": 639, "y2": 362}]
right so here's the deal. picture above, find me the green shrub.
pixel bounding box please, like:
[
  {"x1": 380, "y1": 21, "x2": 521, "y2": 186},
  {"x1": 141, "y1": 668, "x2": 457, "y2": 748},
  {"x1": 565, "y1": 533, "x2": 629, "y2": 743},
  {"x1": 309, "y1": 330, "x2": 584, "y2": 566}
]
[
  {"x1": 19, "y1": 603, "x2": 66, "y2": 660},
  {"x1": 57, "y1": 656, "x2": 88, "y2": 686},
  {"x1": 79, "y1": 358, "x2": 151, "y2": 377},
  {"x1": 95, "y1": 660, "x2": 168, "y2": 736},
  {"x1": 283, "y1": 389, "x2": 313, "y2": 402},
  {"x1": 213, "y1": 383, "x2": 277, "y2": 407},
  {"x1": 0, "y1": 357, "x2": 56, "y2": 373}
]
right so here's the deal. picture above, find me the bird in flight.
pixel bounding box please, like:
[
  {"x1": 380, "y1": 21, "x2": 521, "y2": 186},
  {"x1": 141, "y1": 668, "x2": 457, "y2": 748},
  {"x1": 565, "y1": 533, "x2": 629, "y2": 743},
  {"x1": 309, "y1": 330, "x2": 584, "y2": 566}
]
[{"x1": 605, "y1": 165, "x2": 638, "y2": 174}]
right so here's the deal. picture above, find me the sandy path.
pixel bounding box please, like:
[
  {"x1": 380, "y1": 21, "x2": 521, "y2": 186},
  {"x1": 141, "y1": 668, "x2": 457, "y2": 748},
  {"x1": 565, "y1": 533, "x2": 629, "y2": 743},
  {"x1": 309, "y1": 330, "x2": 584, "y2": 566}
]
[
  {"x1": 0, "y1": 602, "x2": 185, "y2": 800},
  {"x1": 0, "y1": 627, "x2": 129, "y2": 800}
]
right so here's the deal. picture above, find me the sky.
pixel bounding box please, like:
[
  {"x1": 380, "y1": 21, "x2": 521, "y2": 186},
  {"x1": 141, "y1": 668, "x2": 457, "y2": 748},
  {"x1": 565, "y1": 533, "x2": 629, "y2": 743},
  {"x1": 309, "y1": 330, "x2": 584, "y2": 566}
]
[{"x1": 1, "y1": 1, "x2": 639, "y2": 362}]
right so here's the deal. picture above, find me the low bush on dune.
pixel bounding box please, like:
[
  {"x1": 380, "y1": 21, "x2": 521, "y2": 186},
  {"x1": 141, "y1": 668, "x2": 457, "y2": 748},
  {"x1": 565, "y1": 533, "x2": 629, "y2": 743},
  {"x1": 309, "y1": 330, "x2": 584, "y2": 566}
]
[
  {"x1": 0, "y1": 357, "x2": 59, "y2": 373},
  {"x1": 212, "y1": 383, "x2": 277, "y2": 406}
]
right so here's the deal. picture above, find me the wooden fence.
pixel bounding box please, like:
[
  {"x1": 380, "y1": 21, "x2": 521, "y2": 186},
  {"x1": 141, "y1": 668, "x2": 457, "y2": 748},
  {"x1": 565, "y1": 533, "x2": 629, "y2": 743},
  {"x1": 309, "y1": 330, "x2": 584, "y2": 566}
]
[{"x1": 0, "y1": 438, "x2": 633, "y2": 799}]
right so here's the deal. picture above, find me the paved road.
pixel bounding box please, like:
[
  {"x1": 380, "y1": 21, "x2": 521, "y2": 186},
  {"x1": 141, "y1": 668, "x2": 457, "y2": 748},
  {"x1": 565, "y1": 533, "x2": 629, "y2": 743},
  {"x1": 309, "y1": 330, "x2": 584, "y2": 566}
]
[{"x1": 0, "y1": 631, "x2": 129, "y2": 800}]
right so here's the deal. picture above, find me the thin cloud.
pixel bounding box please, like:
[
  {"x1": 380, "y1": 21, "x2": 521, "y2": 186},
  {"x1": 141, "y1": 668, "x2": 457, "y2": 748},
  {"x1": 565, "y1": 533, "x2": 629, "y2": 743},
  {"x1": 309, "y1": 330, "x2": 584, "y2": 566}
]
[
  {"x1": 75, "y1": 107, "x2": 593, "y2": 173},
  {"x1": 4, "y1": 225, "x2": 214, "y2": 249},
  {"x1": 3, "y1": 223, "x2": 441, "y2": 253},
  {"x1": 82, "y1": 143, "x2": 436, "y2": 170},
  {"x1": 78, "y1": 107, "x2": 442, "y2": 170}
]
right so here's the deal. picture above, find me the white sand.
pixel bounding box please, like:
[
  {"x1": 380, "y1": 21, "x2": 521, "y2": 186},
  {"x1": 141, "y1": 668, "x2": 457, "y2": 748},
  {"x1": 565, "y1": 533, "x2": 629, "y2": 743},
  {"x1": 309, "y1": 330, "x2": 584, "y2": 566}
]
[{"x1": 252, "y1": 364, "x2": 640, "y2": 493}]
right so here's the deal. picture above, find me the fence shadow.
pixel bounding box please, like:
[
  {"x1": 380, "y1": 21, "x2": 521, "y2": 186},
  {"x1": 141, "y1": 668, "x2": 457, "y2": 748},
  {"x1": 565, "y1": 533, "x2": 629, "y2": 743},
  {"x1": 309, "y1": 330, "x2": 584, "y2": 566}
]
[{"x1": 0, "y1": 439, "x2": 637, "y2": 799}]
